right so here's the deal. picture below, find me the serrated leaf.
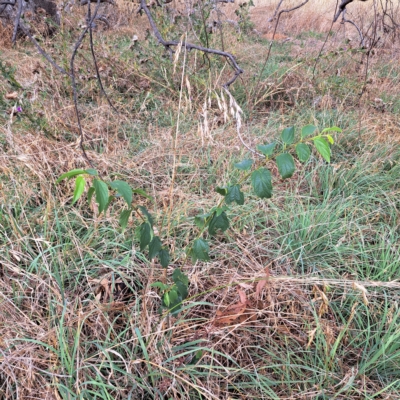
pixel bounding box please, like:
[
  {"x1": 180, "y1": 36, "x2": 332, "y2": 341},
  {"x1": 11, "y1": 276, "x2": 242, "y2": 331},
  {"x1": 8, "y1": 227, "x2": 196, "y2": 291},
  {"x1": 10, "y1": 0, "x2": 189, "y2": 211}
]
[
  {"x1": 175, "y1": 281, "x2": 188, "y2": 299},
  {"x1": 56, "y1": 169, "x2": 87, "y2": 183},
  {"x1": 109, "y1": 180, "x2": 132, "y2": 206},
  {"x1": 215, "y1": 186, "x2": 228, "y2": 196},
  {"x1": 149, "y1": 236, "x2": 162, "y2": 260},
  {"x1": 234, "y1": 159, "x2": 253, "y2": 171},
  {"x1": 88, "y1": 187, "x2": 95, "y2": 205},
  {"x1": 132, "y1": 188, "x2": 153, "y2": 201},
  {"x1": 281, "y1": 126, "x2": 295, "y2": 144},
  {"x1": 301, "y1": 124, "x2": 317, "y2": 138},
  {"x1": 194, "y1": 213, "x2": 210, "y2": 229},
  {"x1": 326, "y1": 134, "x2": 334, "y2": 144},
  {"x1": 158, "y1": 248, "x2": 170, "y2": 268},
  {"x1": 314, "y1": 137, "x2": 331, "y2": 163},
  {"x1": 150, "y1": 282, "x2": 169, "y2": 291},
  {"x1": 276, "y1": 153, "x2": 295, "y2": 179},
  {"x1": 251, "y1": 168, "x2": 272, "y2": 199},
  {"x1": 139, "y1": 222, "x2": 152, "y2": 251},
  {"x1": 138, "y1": 206, "x2": 154, "y2": 227},
  {"x1": 208, "y1": 211, "x2": 229, "y2": 235},
  {"x1": 72, "y1": 176, "x2": 85, "y2": 204},
  {"x1": 321, "y1": 126, "x2": 342, "y2": 133},
  {"x1": 225, "y1": 185, "x2": 244, "y2": 205},
  {"x1": 191, "y1": 238, "x2": 210, "y2": 262},
  {"x1": 93, "y1": 179, "x2": 109, "y2": 214},
  {"x1": 172, "y1": 268, "x2": 189, "y2": 286},
  {"x1": 257, "y1": 142, "x2": 276, "y2": 156},
  {"x1": 119, "y1": 209, "x2": 132, "y2": 230},
  {"x1": 295, "y1": 143, "x2": 311, "y2": 163}
]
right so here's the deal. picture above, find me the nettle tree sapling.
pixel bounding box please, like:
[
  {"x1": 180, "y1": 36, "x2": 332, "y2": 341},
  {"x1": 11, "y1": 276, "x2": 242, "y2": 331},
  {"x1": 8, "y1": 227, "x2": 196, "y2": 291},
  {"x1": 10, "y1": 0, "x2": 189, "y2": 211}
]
[{"x1": 57, "y1": 124, "x2": 341, "y2": 315}]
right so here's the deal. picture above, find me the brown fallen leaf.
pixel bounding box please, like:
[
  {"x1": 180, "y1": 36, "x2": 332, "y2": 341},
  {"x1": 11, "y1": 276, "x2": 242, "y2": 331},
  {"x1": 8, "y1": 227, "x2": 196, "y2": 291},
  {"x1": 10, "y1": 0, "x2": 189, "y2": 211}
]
[
  {"x1": 5, "y1": 92, "x2": 18, "y2": 100},
  {"x1": 255, "y1": 266, "x2": 270, "y2": 299}
]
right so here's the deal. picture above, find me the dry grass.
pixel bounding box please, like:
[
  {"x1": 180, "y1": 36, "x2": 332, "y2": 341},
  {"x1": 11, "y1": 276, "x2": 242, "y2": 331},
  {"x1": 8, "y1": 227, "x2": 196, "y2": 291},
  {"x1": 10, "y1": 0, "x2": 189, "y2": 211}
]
[{"x1": 0, "y1": 0, "x2": 400, "y2": 398}]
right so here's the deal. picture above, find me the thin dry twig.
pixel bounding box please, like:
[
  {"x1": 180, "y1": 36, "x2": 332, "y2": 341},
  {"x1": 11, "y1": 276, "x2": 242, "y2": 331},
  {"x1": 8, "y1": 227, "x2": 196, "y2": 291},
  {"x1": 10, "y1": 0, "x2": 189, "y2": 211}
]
[
  {"x1": 87, "y1": 0, "x2": 118, "y2": 113},
  {"x1": 70, "y1": 0, "x2": 103, "y2": 168}
]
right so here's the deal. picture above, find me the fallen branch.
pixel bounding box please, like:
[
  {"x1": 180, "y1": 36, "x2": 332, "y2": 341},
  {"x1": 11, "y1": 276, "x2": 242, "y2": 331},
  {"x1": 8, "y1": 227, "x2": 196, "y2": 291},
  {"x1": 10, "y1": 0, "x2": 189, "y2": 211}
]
[{"x1": 138, "y1": 0, "x2": 243, "y2": 87}]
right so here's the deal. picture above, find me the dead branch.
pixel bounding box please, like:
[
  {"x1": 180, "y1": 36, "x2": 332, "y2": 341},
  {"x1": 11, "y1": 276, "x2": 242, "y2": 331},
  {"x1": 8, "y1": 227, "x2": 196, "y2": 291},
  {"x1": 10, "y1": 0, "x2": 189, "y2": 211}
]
[
  {"x1": 70, "y1": 0, "x2": 104, "y2": 168},
  {"x1": 138, "y1": 0, "x2": 243, "y2": 87},
  {"x1": 11, "y1": 0, "x2": 23, "y2": 44},
  {"x1": 342, "y1": 9, "x2": 364, "y2": 46},
  {"x1": 87, "y1": 1, "x2": 118, "y2": 113},
  {"x1": 334, "y1": 0, "x2": 358, "y2": 23}
]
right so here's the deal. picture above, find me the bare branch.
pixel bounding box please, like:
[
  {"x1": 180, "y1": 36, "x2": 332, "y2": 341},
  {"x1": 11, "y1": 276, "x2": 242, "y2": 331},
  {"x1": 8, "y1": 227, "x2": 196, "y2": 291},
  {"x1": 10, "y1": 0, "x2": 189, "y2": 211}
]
[
  {"x1": 19, "y1": 24, "x2": 70, "y2": 75},
  {"x1": 268, "y1": 0, "x2": 284, "y2": 22},
  {"x1": 87, "y1": 2, "x2": 118, "y2": 113},
  {"x1": 333, "y1": 0, "x2": 356, "y2": 23},
  {"x1": 70, "y1": 0, "x2": 103, "y2": 168},
  {"x1": 342, "y1": 9, "x2": 364, "y2": 46},
  {"x1": 11, "y1": 0, "x2": 23, "y2": 44},
  {"x1": 138, "y1": 0, "x2": 243, "y2": 87}
]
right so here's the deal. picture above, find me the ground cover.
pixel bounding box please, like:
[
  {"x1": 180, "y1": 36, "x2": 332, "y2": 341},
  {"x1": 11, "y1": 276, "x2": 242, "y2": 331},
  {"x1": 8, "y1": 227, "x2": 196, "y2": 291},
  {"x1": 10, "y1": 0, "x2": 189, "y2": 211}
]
[{"x1": 0, "y1": 0, "x2": 399, "y2": 398}]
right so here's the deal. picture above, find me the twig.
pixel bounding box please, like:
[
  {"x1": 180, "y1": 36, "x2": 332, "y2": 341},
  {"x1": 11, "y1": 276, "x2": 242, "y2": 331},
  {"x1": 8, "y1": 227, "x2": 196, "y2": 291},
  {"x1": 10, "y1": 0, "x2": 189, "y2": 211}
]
[
  {"x1": 70, "y1": 0, "x2": 103, "y2": 168},
  {"x1": 87, "y1": 1, "x2": 118, "y2": 113},
  {"x1": 312, "y1": 0, "x2": 339, "y2": 78},
  {"x1": 341, "y1": 9, "x2": 364, "y2": 46},
  {"x1": 333, "y1": 0, "x2": 356, "y2": 23},
  {"x1": 19, "y1": 24, "x2": 71, "y2": 76},
  {"x1": 138, "y1": 0, "x2": 243, "y2": 87},
  {"x1": 11, "y1": 0, "x2": 23, "y2": 44},
  {"x1": 268, "y1": 0, "x2": 284, "y2": 22}
]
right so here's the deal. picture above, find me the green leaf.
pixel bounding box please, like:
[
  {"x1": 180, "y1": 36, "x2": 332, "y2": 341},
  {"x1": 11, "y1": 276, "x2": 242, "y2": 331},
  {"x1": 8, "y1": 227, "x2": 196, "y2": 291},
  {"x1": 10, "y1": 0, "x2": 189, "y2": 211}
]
[
  {"x1": 215, "y1": 186, "x2": 228, "y2": 196},
  {"x1": 109, "y1": 180, "x2": 132, "y2": 206},
  {"x1": 208, "y1": 211, "x2": 229, "y2": 235},
  {"x1": 281, "y1": 126, "x2": 295, "y2": 144},
  {"x1": 158, "y1": 248, "x2": 170, "y2": 268},
  {"x1": 149, "y1": 236, "x2": 162, "y2": 260},
  {"x1": 172, "y1": 268, "x2": 189, "y2": 286},
  {"x1": 326, "y1": 134, "x2": 334, "y2": 144},
  {"x1": 321, "y1": 126, "x2": 342, "y2": 133},
  {"x1": 138, "y1": 206, "x2": 154, "y2": 227},
  {"x1": 191, "y1": 238, "x2": 210, "y2": 262},
  {"x1": 313, "y1": 137, "x2": 331, "y2": 163},
  {"x1": 295, "y1": 143, "x2": 311, "y2": 163},
  {"x1": 164, "y1": 292, "x2": 170, "y2": 307},
  {"x1": 86, "y1": 168, "x2": 98, "y2": 176},
  {"x1": 166, "y1": 289, "x2": 182, "y2": 314},
  {"x1": 72, "y1": 176, "x2": 85, "y2": 204},
  {"x1": 234, "y1": 159, "x2": 253, "y2": 171},
  {"x1": 257, "y1": 142, "x2": 276, "y2": 156},
  {"x1": 225, "y1": 185, "x2": 244, "y2": 205},
  {"x1": 194, "y1": 213, "x2": 210, "y2": 229},
  {"x1": 93, "y1": 179, "x2": 109, "y2": 214},
  {"x1": 139, "y1": 222, "x2": 152, "y2": 251},
  {"x1": 87, "y1": 187, "x2": 95, "y2": 205},
  {"x1": 56, "y1": 169, "x2": 87, "y2": 183},
  {"x1": 150, "y1": 282, "x2": 169, "y2": 291},
  {"x1": 132, "y1": 188, "x2": 153, "y2": 201},
  {"x1": 119, "y1": 209, "x2": 132, "y2": 230},
  {"x1": 175, "y1": 281, "x2": 188, "y2": 300},
  {"x1": 301, "y1": 124, "x2": 317, "y2": 138},
  {"x1": 276, "y1": 153, "x2": 295, "y2": 179},
  {"x1": 251, "y1": 168, "x2": 272, "y2": 199}
]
